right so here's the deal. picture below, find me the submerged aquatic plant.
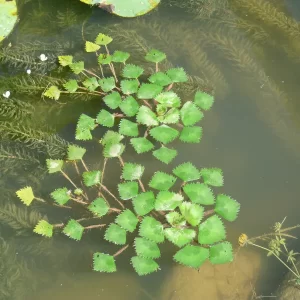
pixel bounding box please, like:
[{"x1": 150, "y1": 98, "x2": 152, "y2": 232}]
[
  {"x1": 16, "y1": 33, "x2": 240, "y2": 275},
  {"x1": 239, "y1": 217, "x2": 300, "y2": 285}
]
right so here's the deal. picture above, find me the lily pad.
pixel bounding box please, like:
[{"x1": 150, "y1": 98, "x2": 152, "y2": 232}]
[
  {"x1": 0, "y1": 0, "x2": 18, "y2": 42},
  {"x1": 82, "y1": 0, "x2": 161, "y2": 18}
]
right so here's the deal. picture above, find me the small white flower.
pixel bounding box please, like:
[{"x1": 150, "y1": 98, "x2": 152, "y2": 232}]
[
  {"x1": 3, "y1": 91, "x2": 10, "y2": 98},
  {"x1": 39, "y1": 54, "x2": 48, "y2": 61},
  {"x1": 67, "y1": 190, "x2": 72, "y2": 195},
  {"x1": 26, "y1": 69, "x2": 31, "y2": 74}
]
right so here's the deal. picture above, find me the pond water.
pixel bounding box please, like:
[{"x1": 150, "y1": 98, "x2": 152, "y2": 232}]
[{"x1": 1, "y1": 0, "x2": 300, "y2": 299}]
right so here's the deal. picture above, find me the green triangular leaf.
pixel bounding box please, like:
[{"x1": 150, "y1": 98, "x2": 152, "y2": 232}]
[
  {"x1": 155, "y1": 92, "x2": 181, "y2": 108},
  {"x1": 88, "y1": 197, "x2": 109, "y2": 217},
  {"x1": 173, "y1": 162, "x2": 200, "y2": 182},
  {"x1": 148, "y1": 72, "x2": 172, "y2": 86},
  {"x1": 103, "y1": 91, "x2": 121, "y2": 109},
  {"x1": 160, "y1": 108, "x2": 180, "y2": 124},
  {"x1": 119, "y1": 96, "x2": 140, "y2": 117},
  {"x1": 209, "y1": 242, "x2": 233, "y2": 264},
  {"x1": 120, "y1": 79, "x2": 139, "y2": 95},
  {"x1": 75, "y1": 128, "x2": 92, "y2": 141},
  {"x1": 136, "y1": 106, "x2": 159, "y2": 126},
  {"x1": 122, "y1": 64, "x2": 144, "y2": 79},
  {"x1": 46, "y1": 159, "x2": 63, "y2": 173},
  {"x1": 69, "y1": 61, "x2": 84, "y2": 74},
  {"x1": 118, "y1": 181, "x2": 139, "y2": 200},
  {"x1": 77, "y1": 114, "x2": 96, "y2": 131},
  {"x1": 50, "y1": 187, "x2": 70, "y2": 205},
  {"x1": 95, "y1": 33, "x2": 113, "y2": 45},
  {"x1": 166, "y1": 212, "x2": 186, "y2": 227},
  {"x1": 101, "y1": 130, "x2": 124, "y2": 146},
  {"x1": 183, "y1": 183, "x2": 215, "y2": 205},
  {"x1": 166, "y1": 67, "x2": 188, "y2": 83},
  {"x1": 179, "y1": 126, "x2": 202, "y2": 143},
  {"x1": 137, "y1": 83, "x2": 163, "y2": 100},
  {"x1": 85, "y1": 41, "x2": 100, "y2": 52},
  {"x1": 67, "y1": 145, "x2": 86, "y2": 160},
  {"x1": 83, "y1": 77, "x2": 99, "y2": 91},
  {"x1": 58, "y1": 55, "x2": 73, "y2": 66},
  {"x1": 198, "y1": 215, "x2": 226, "y2": 245},
  {"x1": 149, "y1": 171, "x2": 176, "y2": 191},
  {"x1": 93, "y1": 253, "x2": 116, "y2": 273},
  {"x1": 179, "y1": 202, "x2": 204, "y2": 226},
  {"x1": 112, "y1": 50, "x2": 130, "y2": 63},
  {"x1": 103, "y1": 143, "x2": 125, "y2": 158},
  {"x1": 155, "y1": 191, "x2": 183, "y2": 211},
  {"x1": 131, "y1": 256, "x2": 159, "y2": 276},
  {"x1": 33, "y1": 220, "x2": 53, "y2": 238},
  {"x1": 133, "y1": 191, "x2": 155, "y2": 216},
  {"x1": 99, "y1": 77, "x2": 116, "y2": 93},
  {"x1": 139, "y1": 216, "x2": 164, "y2": 243},
  {"x1": 200, "y1": 168, "x2": 224, "y2": 187},
  {"x1": 180, "y1": 101, "x2": 204, "y2": 126},
  {"x1": 16, "y1": 186, "x2": 34, "y2": 206},
  {"x1": 43, "y1": 86, "x2": 60, "y2": 100},
  {"x1": 164, "y1": 228, "x2": 196, "y2": 247},
  {"x1": 104, "y1": 224, "x2": 126, "y2": 245},
  {"x1": 145, "y1": 49, "x2": 166, "y2": 63},
  {"x1": 122, "y1": 163, "x2": 144, "y2": 181},
  {"x1": 119, "y1": 119, "x2": 139, "y2": 137},
  {"x1": 63, "y1": 79, "x2": 78, "y2": 93},
  {"x1": 96, "y1": 109, "x2": 115, "y2": 128},
  {"x1": 82, "y1": 170, "x2": 101, "y2": 187},
  {"x1": 63, "y1": 219, "x2": 84, "y2": 241},
  {"x1": 174, "y1": 245, "x2": 209, "y2": 268},
  {"x1": 152, "y1": 146, "x2": 177, "y2": 164},
  {"x1": 98, "y1": 53, "x2": 112, "y2": 64},
  {"x1": 149, "y1": 125, "x2": 179, "y2": 144},
  {"x1": 134, "y1": 237, "x2": 160, "y2": 259},
  {"x1": 215, "y1": 194, "x2": 240, "y2": 222},
  {"x1": 115, "y1": 209, "x2": 138, "y2": 233},
  {"x1": 130, "y1": 137, "x2": 154, "y2": 154},
  {"x1": 194, "y1": 91, "x2": 214, "y2": 111}
]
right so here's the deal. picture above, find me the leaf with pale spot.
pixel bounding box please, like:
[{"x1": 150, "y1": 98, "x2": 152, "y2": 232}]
[
  {"x1": 50, "y1": 188, "x2": 70, "y2": 205},
  {"x1": 180, "y1": 101, "x2": 204, "y2": 126},
  {"x1": 179, "y1": 202, "x2": 204, "y2": 226},
  {"x1": 103, "y1": 143, "x2": 125, "y2": 158},
  {"x1": 82, "y1": 170, "x2": 101, "y2": 187},
  {"x1": 194, "y1": 91, "x2": 214, "y2": 111},
  {"x1": 46, "y1": 159, "x2": 63, "y2": 173},
  {"x1": 209, "y1": 242, "x2": 233, "y2": 264},
  {"x1": 200, "y1": 168, "x2": 224, "y2": 187},
  {"x1": 137, "y1": 83, "x2": 163, "y2": 99},
  {"x1": 215, "y1": 194, "x2": 240, "y2": 221},
  {"x1": 136, "y1": 106, "x2": 159, "y2": 126},
  {"x1": 164, "y1": 228, "x2": 196, "y2": 247},
  {"x1": 155, "y1": 191, "x2": 183, "y2": 211},
  {"x1": 83, "y1": 77, "x2": 99, "y2": 91},
  {"x1": 120, "y1": 79, "x2": 139, "y2": 95},
  {"x1": 155, "y1": 92, "x2": 181, "y2": 108},
  {"x1": 183, "y1": 183, "x2": 215, "y2": 205},
  {"x1": 118, "y1": 181, "x2": 139, "y2": 200},
  {"x1": 149, "y1": 125, "x2": 179, "y2": 144},
  {"x1": 122, "y1": 163, "x2": 144, "y2": 181}
]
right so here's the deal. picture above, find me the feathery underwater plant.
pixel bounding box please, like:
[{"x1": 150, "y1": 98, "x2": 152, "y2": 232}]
[{"x1": 16, "y1": 33, "x2": 240, "y2": 276}]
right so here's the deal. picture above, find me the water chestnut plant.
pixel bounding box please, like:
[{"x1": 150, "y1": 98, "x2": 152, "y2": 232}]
[{"x1": 16, "y1": 33, "x2": 240, "y2": 276}]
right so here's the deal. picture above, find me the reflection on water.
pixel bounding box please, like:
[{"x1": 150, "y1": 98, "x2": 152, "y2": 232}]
[{"x1": 1, "y1": 0, "x2": 300, "y2": 298}]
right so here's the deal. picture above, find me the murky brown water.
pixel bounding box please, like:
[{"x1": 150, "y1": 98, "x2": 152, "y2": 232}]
[{"x1": 1, "y1": 0, "x2": 300, "y2": 299}]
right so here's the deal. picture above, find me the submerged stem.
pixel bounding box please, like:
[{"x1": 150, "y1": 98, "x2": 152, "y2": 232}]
[
  {"x1": 84, "y1": 224, "x2": 106, "y2": 230},
  {"x1": 113, "y1": 244, "x2": 129, "y2": 257}
]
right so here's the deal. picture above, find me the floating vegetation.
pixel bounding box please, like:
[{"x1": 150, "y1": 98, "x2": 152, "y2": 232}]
[{"x1": 14, "y1": 34, "x2": 241, "y2": 276}]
